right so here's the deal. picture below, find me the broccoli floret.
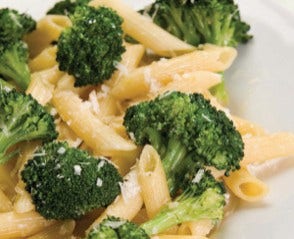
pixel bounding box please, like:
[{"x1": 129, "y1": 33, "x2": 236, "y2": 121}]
[
  {"x1": 56, "y1": 6, "x2": 125, "y2": 87},
  {"x1": 0, "y1": 8, "x2": 36, "y2": 44},
  {"x1": 0, "y1": 90, "x2": 57, "y2": 164},
  {"x1": 0, "y1": 41, "x2": 31, "y2": 91},
  {"x1": 124, "y1": 91, "x2": 243, "y2": 194},
  {"x1": 0, "y1": 8, "x2": 36, "y2": 91},
  {"x1": 142, "y1": 0, "x2": 252, "y2": 47},
  {"x1": 86, "y1": 169, "x2": 225, "y2": 238},
  {"x1": 142, "y1": 169, "x2": 225, "y2": 235},
  {"x1": 21, "y1": 141, "x2": 123, "y2": 220},
  {"x1": 87, "y1": 216, "x2": 149, "y2": 239},
  {"x1": 47, "y1": 0, "x2": 91, "y2": 16}
]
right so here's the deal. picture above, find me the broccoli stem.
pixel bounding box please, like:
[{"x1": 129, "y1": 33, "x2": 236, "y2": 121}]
[
  {"x1": 145, "y1": 128, "x2": 166, "y2": 156},
  {"x1": 0, "y1": 45, "x2": 30, "y2": 91},
  {"x1": 162, "y1": 138, "x2": 188, "y2": 194},
  {"x1": 141, "y1": 188, "x2": 224, "y2": 236},
  {"x1": 146, "y1": 129, "x2": 194, "y2": 195},
  {"x1": 0, "y1": 130, "x2": 29, "y2": 163},
  {"x1": 146, "y1": 128, "x2": 190, "y2": 194},
  {"x1": 0, "y1": 78, "x2": 14, "y2": 90}
]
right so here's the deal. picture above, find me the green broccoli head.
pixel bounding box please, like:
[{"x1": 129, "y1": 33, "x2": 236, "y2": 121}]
[
  {"x1": 143, "y1": 0, "x2": 252, "y2": 47},
  {"x1": 47, "y1": 0, "x2": 91, "y2": 16},
  {"x1": 124, "y1": 91, "x2": 243, "y2": 193},
  {"x1": 141, "y1": 168, "x2": 225, "y2": 235},
  {"x1": 56, "y1": 5, "x2": 125, "y2": 87},
  {"x1": 21, "y1": 141, "x2": 123, "y2": 220},
  {"x1": 188, "y1": 93, "x2": 244, "y2": 173},
  {"x1": 0, "y1": 41, "x2": 31, "y2": 90},
  {"x1": 87, "y1": 216, "x2": 150, "y2": 239},
  {"x1": 0, "y1": 89, "x2": 57, "y2": 164},
  {"x1": 0, "y1": 8, "x2": 36, "y2": 44}
]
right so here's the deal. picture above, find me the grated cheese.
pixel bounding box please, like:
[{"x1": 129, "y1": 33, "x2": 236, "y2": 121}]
[
  {"x1": 96, "y1": 177, "x2": 103, "y2": 187},
  {"x1": 192, "y1": 169, "x2": 205, "y2": 184},
  {"x1": 119, "y1": 169, "x2": 141, "y2": 202},
  {"x1": 74, "y1": 165, "x2": 82, "y2": 176}
]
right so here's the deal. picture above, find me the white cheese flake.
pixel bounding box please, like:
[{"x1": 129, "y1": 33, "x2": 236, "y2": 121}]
[
  {"x1": 88, "y1": 90, "x2": 100, "y2": 114},
  {"x1": 119, "y1": 169, "x2": 141, "y2": 202},
  {"x1": 57, "y1": 147, "x2": 66, "y2": 154},
  {"x1": 97, "y1": 160, "x2": 105, "y2": 170},
  {"x1": 201, "y1": 113, "x2": 211, "y2": 122},
  {"x1": 115, "y1": 61, "x2": 129, "y2": 76},
  {"x1": 74, "y1": 165, "x2": 82, "y2": 176},
  {"x1": 192, "y1": 169, "x2": 205, "y2": 184},
  {"x1": 104, "y1": 220, "x2": 126, "y2": 229},
  {"x1": 96, "y1": 177, "x2": 103, "y2": 187}
]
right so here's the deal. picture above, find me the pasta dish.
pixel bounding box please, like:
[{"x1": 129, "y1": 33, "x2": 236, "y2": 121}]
[{"x1": 0, "y1": 0, "x2": 293, "y2": 238}]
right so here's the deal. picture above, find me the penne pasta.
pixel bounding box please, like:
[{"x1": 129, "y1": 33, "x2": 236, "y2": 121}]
[
  {"x1": 111, "y1": 45, "x2": 237, "y2": 100},
  {"x1": 107, "y1": 43, "x2": 145, "y2": 88},
  {"x1": 29, "y1": 46, "x2": 57, "y2": 72},
  {"x1": 178, "y1": 220, "x2": 214, "y2": 236},
  {"x1": 157, "y1": 71, "x2": 222, "y2": 95},
  {"x1": 27, "y1": 220, "x2": 75, "y2": 239},
  {"x1": 25, "y1": 15, "x2": 71, "y2": 57},
  {"x1": 0, "y1": 189, "x2": 12, "y2": 212},
  {"x1": 0, "y1": 211, "x2": 55, "y2": 239},
  {"x1": 241, "y1": 132, "x2": 294, "y2": 166},
  {"x1": 89, "y1": 169, "x2": 143, "y2": 229},
  {"x1": 232, "y1": 116, "x2": 267, "y2": 137},
  {"x1": 13, "y1": 181, "x2": 35, "y2": 213},
  {"x1": 52, "y1": 89, "x2": 138, "y2": 158},
  {"x1": 223, "y1": 167, "x2": 268, "y2": 202},
  {"x1": 151, "y1": 235, "x2": 208, "y2": 239},
  {"x1": 26, "y1": 65, "x2": 64, "y2": 105},
  {"x1": 137, "y1": 145, "x2": 171, "y2": 219}
]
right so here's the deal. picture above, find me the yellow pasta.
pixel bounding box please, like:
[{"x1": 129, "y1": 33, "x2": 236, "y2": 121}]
[
  {"x1": 13, "y1": 181, "x2": 35, "y2": 213},
  {"x1": 56, "y1": 120, "x2": 83, "y2": 148},
  {"x1": 25, "y1": 15, "x2": 71, "y2": 57},
  {"x1": 27, "y1": 220, "x2": 75, "y2": 239},
  {"x1": 111, "y1": 45, "x2": 237, "y2": 100},
  {"x1": 90, "y1": 169, "x2": 143, "y2": 228},
  {"x1": 96, "y1": 44, "x2": 146, "y2": 119},
  {"x1": 223, "y1": 167, "x2": 268, "y2": 202},
  {"x1": 232, "y1": 116, "x2": 267, "y2": 137},
  {"x1": 151, "y1": 235, "x2": 208, "y2": 239},
  {"x1": 178, "y1": 220, "x2": 214, "y2": 236},
  {"x1": 29, "y1": 46, "x2": 58, "y2": 72},
  {"x1": 0, "y1": 211, "x2": 55, "y2": 239},
  {"x1": 0, "y1": 189, "x2": 12, "y2": 212},
  {"x1": 90, "y1": 0, "x2": 195, "y2": 57},
  {"x1": 26, "y1": 66, "x2": 64, "y2": 105},
  {"x1": 241, "y1": 132, "x2": 294, "y2": 166},
  {"x1": 157, "y1": 71, "x2": 222, "y2": 95},
  {"x1": 138, "y1": 145, "x2": 171, "y2": 219},
  {"x1": 0, "y1": 164, "x2": 17, "y2": 199},
  {"x1": 52, "y1": 89, "x2": 138, "y2": 158},
  {"x1": 108, "y1": 43, "x2": 145, "y2": 87}
]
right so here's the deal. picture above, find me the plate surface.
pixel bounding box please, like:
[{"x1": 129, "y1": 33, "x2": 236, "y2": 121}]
[{"x1": 1, "y1": 0, "x2": 293, "y2": 238}]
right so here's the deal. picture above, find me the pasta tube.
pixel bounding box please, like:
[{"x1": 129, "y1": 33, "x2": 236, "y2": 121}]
[
  {"x1": 137, "y1": 145, "x2": 171, "y2": 219},
  {"x1": 223, "y1": 167, "x2": 268, "y2": 202},
  {"x1": 111, "y1": 45, "x2": 237, "y2": 100}
]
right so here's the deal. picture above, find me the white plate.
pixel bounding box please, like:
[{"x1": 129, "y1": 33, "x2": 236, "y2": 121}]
[{"x1": 1, "y1": 0, "x2": 293, "y2": 238}]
